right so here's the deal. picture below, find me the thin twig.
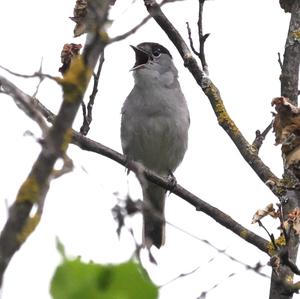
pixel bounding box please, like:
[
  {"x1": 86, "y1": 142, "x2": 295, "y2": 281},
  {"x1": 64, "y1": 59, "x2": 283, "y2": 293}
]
[
  {"x1": 278, "y1": 52, "x2": 283, "y2": 70},
  {"x1": 28, "y1": 93, "x2": 271, "y2": 255},
  {"x1": 277, "y1": 203, "x2": 289, "y2": 244},
  {"x1": 258, "y1": 220, "x2": 277, "y2": 251},
  {"x1": 160, "y1": 264, "x2": 203, "y2": 287},
  {"x1": 0, "y1": 76, "x2": 48, "y2": 136},
  {"x1": 0, "y1": 64, "x2": 58, "y2": 82},
  {"x1": 80, "y1": 51, "x2": 105, "y2": 135},
  {"x1": 186, "y1": 22, "x2": 200, "y2": 56},
  {"x1": 113, "y1": 185, "x2": 271, "y2": 275},
  {"x1": 32, "y1": 58, "x2": 45, "y2": 98},
  {"x1": 0, "y1": 0, "x2": 111, "y2": 286},
  {"x1": 197, "y1": 0, "x2": 209, "y2": 75},
  {"x1": 110, "y1": 15, "x2": 152, "y2": 43},
  {"x1": 252, "y1": 120, "x2": 274, "y2": 153},
  {"x1": 110, "y1": 0, "x2": 181, "y2": 43},
  {"x1": 199, "y1": 264, "x2": 269, "y2": 299},
  {"x1": 160, "y1": 224, "x2": 270, "y2": 285},
  {"x1": 143, "y1": 0, "x2": 279, "y2": 197},
  {"x1": 186, "y1": 20, "x2": 210, "y2": 75},
  {"x1": 114, "y1": 195, "x2": 270, "y2": 284}
]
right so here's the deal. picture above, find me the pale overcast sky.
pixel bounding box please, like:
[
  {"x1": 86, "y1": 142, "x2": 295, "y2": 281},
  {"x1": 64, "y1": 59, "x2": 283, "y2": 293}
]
[{"x1": 0, "y1": 1, "x2": 292, "y2": 298}]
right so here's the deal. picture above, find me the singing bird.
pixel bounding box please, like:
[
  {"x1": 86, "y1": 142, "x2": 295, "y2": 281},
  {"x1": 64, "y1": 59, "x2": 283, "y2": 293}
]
[{"x1": 121, "y1": 42, "x2": 190, "y2": 248}]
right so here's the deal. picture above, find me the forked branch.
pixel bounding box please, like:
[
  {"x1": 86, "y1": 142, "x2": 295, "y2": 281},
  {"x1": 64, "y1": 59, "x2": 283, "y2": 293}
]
[
  {"x1": 143, "y1": 0, "x2": 279, "y2": 194},
  {"x1": 0, "y1": 0, "x2": 111, "y2": 286}
]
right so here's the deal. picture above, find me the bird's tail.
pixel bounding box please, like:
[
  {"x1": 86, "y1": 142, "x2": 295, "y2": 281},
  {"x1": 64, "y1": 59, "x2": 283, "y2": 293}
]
[{"x1": 142, "y1": 181, "x2": 166, "y2": 249}]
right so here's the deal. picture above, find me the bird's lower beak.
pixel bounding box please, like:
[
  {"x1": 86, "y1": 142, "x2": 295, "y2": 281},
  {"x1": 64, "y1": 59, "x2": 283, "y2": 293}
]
[{"x1": 130, "y1": 45, "x2": 150, "y2": 71}]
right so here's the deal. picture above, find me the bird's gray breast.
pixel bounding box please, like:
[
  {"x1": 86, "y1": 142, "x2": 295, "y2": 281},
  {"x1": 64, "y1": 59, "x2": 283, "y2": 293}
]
[{"x1": 121, "y1": 75, "x2": 189, "y2": 174}]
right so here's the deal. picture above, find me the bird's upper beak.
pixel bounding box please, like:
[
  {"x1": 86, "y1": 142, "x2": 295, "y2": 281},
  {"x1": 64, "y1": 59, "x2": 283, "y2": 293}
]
[{"x1": 130, "y1": 45, "x2": 150, "y2": 71}]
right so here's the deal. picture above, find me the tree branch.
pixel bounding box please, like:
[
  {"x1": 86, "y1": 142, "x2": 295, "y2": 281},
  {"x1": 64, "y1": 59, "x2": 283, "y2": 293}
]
[
  {"x1": 1, "y1": 86, "x2": 268, "y2": 256},
  {"x1": 186, "y1": 20, "x2": 210, "y2": 76},
  {"x1": 143, "y1": 0, "x2": 280, "y2": 195},
  {"x1": 0, "y1": 76, "x2": 48, "y2": 135},
  {"x1": 270, "y1": 1, "x2": 300, "y2": 298},
  {"x1": 80, "y1": 51, "x2": 105, "y2": 135},
  {"x1": 252, "y1": 120, "x2": 274, "y2": 153},
  {"x1": 0, "y1": 0, "x2": 111, "y2": 286},
  {"x1": 278, "y1": 52, "x2": 284, "y2": 70},
  {"x1": 280, "y1": 0, "x2": 300, "y2": 105},
  {"x1": 197, "y1": 0, "x2": 209, "y2": 74},
  {"x1": 109, "y1": 0, "x2": 182, "y2": 43}
]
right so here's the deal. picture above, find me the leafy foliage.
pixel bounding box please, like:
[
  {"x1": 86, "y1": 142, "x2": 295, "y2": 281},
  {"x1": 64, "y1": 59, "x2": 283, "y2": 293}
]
[{"x1": 51, "y1": 243, "x2": 158, "y2": 299}]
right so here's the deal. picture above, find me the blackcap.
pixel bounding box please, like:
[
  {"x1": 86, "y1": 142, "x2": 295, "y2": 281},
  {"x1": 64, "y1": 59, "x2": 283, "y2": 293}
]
[{"x1": 121, "y1": 42, "x2": 190, "y2": 248}]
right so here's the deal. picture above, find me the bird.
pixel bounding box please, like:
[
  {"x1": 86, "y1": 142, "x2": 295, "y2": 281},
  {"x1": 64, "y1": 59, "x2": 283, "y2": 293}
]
[{"x1": 121, "y1": 42, "x2": 190, "y2": 248}]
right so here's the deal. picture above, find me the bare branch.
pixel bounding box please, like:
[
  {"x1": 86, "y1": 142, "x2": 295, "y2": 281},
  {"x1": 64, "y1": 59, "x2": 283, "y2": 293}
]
[
  {"x1": 258, "y1": 220, "x2": 278, "y2": 251},
  {"x1": 80, "y1": 51, "x2": 105, "y2": 135},
  {"x1": 280, "y1": 0, "x2": 300, "y2": 105},
  {"x1": 143, "y1": 0, "x2": 280, "y2": 195},
  {"x1": 0, "y1": 77, "x2": 271, "y2": 258},
  {"x1": 0, "y1": 76, "x2": 48, "y2": 135},
  {"x1": 270, "y1": 1, "x2": 300, "y2": 297},
  {"x1": 186, "y1": 22, "x2": 200, "y2": 56},
  {"x1": 0, "y1": 0, "x2": 111, "y2": 286},
  {"x1": 197, "y1": 0, "x2": 209, "y2": 74},
  {"x1": 252, "y1": 120, "x2": 274, "y2": 153},
  {"x1": 110, "y1": 15, "x2": 152, "y2": 43},
  {"x1": 0, "y1": 64, "x2": 58, "y2": 82},
  {"x1": 278, "y1": 52, "x2": 283, "y2": 70},
  {"x1": 110, "y1": 0, "x2": 182, "y2": 43},
  {"x1": 186, "y1": 21, "x2": 209, "y2": 76},
  {"x1": 71, "y1": 131, "x2": 273, "y2": 255},
  {"x1": 32, "y1": 58, "x2": 45, "y2": 98},
  {"x1": 26, "y1": 94, "x2": 270, "y2": 255}
]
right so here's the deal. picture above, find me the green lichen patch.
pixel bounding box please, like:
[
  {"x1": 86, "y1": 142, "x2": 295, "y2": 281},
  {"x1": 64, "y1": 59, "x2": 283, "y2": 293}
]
[
  {"x1": 267, "y1": 234, "x2": 286, "y2": 256},
  {"x1": 214, "y1": 100, "x2": 239, "y2": 136},
  {"x1": 240, "y1": 230, "x2": 248, "y2": 239},
  {"x1": 61, "y1": 56, "x2": 92, "y2": 103},
  {"x1": 17, "y1": 213, "x2": 41, "y2": 244},
  {"x1": 292, "y1": 30, "x2": 300, "y2": 41},
  {"x1": 16, "y1": 176, "x2": 40, "y2": 204},
  {"x1": 61, "y1": 128, "x2": 73, "y2": 153},
  {"x1": 205, "y1": 83, "x2": 239, "y2": 136}
]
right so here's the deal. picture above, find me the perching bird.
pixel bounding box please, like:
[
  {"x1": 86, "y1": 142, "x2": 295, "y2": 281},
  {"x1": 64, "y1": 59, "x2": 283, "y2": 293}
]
[{"x1": 121, "y1": 42, "x2": 190, "y2": 248}]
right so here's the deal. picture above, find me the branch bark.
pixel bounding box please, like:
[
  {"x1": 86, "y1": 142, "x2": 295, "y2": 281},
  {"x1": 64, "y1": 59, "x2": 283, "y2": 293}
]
[
  {"x1": 36, "y1": 96, "x2": 271, "y2": 255},
  {"x1": 0, "y1": 0, "x2": 111, "y2": 286},
  {"x1": 143, "y1": 0, "x2": 280, "y2": 194},
  {"x1": 0, "y1": 0, "x2": 295, "y2": 294},
  {"x1": 80, "y1": 51, "x2": 105, "y2": 136},
  {"x1": 1, "y1": 80, "x2": 271, "y2": 257},
  {"x1": 270, "y1": 1, "x2": 300, "y2": 298},
  {"x1": 109, "y1": 0, "x2": 182, "y2": 43},
  {"x1": 142, "y1": 1, "x2": 300, "y2": 296},
  {"x1": 280, "y1": 0, "x2": 300, "y2": 105}
]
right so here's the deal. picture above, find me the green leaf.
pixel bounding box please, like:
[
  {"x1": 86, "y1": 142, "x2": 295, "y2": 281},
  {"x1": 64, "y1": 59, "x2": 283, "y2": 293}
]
[
  {"x1": 50, "y1": 258, "x2": 158, "y2": 299},
  {"x1": 55, "y1": 237, "x2": 66, "y2": 260}
]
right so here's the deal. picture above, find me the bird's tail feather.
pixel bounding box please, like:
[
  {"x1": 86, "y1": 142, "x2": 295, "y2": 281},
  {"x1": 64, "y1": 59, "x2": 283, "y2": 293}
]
[{"x1": 142, "y1": 181, "x2": 166, "y2": 249}]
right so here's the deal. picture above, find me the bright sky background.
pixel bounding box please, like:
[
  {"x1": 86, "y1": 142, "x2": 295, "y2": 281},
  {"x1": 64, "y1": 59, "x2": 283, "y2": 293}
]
[{"x1": 0, "y1": 0, "x2": 293, "y2": 298}]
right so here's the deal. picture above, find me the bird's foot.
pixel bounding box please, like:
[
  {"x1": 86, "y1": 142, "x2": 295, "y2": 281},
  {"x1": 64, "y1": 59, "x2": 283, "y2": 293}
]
[
  {"x1": 167, "y1": 170, "x2": 177, "y2": 194},
  {"x1": 123, "y1": 155, "x2": 131, "y2": 175},
  {"x1": 124, "y1": 156, "x2": 144, "y2": 175}
]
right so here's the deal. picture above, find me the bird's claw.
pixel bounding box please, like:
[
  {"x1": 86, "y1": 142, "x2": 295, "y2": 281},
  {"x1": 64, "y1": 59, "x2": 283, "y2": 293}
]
[
  {"x1": 167, "y1": 170, "x2": 177, "y2": 193},
  {"x1": 124, "y1": 155, "x2": 131, "y2": 174}
]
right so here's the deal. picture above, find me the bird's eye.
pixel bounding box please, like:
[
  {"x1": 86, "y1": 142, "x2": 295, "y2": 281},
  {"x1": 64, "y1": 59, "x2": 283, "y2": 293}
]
[{"x1": 152, "y1": 50, "x2": 161, "y2": 57}]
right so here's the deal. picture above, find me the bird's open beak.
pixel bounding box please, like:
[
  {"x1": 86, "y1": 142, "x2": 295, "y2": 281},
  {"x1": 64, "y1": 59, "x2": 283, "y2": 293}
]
[{"x1": 130, "y1": 45, "x2": 150, "y2": 71}]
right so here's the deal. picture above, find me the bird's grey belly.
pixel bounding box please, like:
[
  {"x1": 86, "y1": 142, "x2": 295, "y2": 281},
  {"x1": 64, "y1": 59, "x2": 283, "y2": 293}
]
[{"x1": 122, "y1": 115, "x2": 187, "y2": 174}]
